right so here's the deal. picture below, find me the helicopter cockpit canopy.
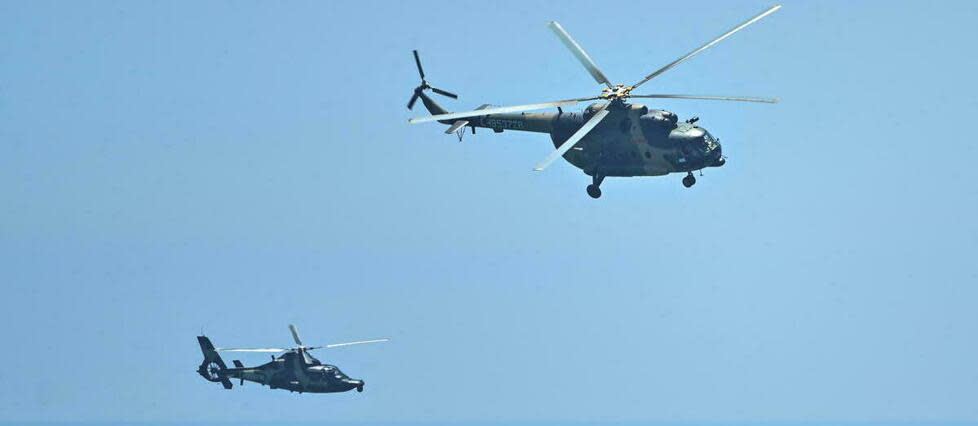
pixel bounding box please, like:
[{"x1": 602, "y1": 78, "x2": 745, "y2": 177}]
[
  {"x1": 703, "y1": 129, "x2": 719, "y2": 152},
  {"x1": 674, "y1": 123, "x2": 719, "y2": 155},
  {"x1": 325, "y1": 365, "x2": 350, "y2": 380},
  {"x1": 307, "y1": 364, "x2": 351, "y2": 380}
]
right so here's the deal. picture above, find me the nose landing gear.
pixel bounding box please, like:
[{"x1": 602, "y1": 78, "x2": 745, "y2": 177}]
[
  {"x1": 586, "y1": 174, "x2": 605, "y2": 198},
  {"x1": 682, "y1": 172, "x2": 696, "y2": 188}
]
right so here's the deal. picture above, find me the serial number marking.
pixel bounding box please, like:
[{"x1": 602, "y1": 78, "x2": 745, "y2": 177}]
[{"x1": 479, "y1": 117, "x2": 525, "y2": 130}]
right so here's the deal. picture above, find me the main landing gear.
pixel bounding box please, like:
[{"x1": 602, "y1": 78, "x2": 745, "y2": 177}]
[
  {"x1": 586, "y1": 174, "x2": 604, "y2": 199},
  {"x1": 682, "y1": 172, "x2": 696, "y2": 188}
]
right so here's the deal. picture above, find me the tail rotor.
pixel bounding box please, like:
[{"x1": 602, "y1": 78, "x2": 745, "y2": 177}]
[
  {"x1": 408, "y1": 50, "x2": 458, "y2": 110},
  {"x1": 196, "y1": 336, "x2": 233, "y2": 389}
]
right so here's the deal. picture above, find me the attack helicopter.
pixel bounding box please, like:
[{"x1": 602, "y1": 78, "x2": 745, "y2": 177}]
[
  {"x1": 407, "y1": 5, "x2": 781, "y2": 198},
  {"x1": 196, "y1": 324, "x2": 388, "y2": 394}
]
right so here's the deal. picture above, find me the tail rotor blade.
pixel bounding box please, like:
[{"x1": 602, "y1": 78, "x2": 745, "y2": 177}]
[
  {"x1": 407, "y1": 93, "x2": 420, "y2": 109},
  {"x1": 413, "y1": 50, "x2": 425, "y2": 79},
  {"x1": 430, "y1": 87, "x2": 458, "y2": 99}
]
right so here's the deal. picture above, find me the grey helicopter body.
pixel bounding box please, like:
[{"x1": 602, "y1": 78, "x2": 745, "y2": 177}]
[
  {"x1": 196, "y1": 325, "x2": 387, "y2": 394},
  {"x1": 415, "y1": 92, "x2": 724, "y2": 195},
  {"x1": 408, "y1": 5, "x2": 781, "y2": 198}
]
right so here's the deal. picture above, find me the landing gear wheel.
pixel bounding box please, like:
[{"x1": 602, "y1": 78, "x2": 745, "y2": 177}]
[
  {"x1": 682, "y1": 173, "x2": 696, "y2": 188},
  {"x1": 588, "y1": 174, "x2": 605, "y2": 199},
  {"x1": 586, "y1": 184, "x2": 602, "y2": 199}
]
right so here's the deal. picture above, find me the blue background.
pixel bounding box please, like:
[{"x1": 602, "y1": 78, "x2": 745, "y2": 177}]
[{"x1": 2, "y1": 0, "x2": 977, "y2": 423}]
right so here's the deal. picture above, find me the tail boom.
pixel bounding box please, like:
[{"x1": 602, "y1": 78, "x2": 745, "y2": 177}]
[{"x1": 418, "y1": 92, "x2": 554, "y2": 133}]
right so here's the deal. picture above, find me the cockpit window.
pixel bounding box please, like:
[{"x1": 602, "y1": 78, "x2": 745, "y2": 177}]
[
  {"x1": 703, "y1": 130, "x2": 718, "y2": 152},
  {"x1": 326, "y1": 365, "x2": 349, "y2": 379}
]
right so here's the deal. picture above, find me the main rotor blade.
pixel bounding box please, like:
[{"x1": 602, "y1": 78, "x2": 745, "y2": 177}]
[
  {"x1": 430, "y1": 87, "x2": 458, "y2": 99},
  {"x1": 409, "y1": 97, "x2": 598, "y2": 124},
  {"x1": 413, "y1": 50, "x2": 425, "y2": 79},
  {"x1": 629, "y1": 94, "x2": 779, "y2": 103},
  {"x1": 289, "y1": 324, "x2": 303, "y2": 347},
  {"x1": 215, "y1": 348, "x2": 288, "y2": 353},
  {"x1": 547, "y1": 21, "x2": 612, "y2": 88},
  {"x1": 407, "y1": 92, "x2": 420, "y2": 109},
  {"x1": 631, "y1": 4, "x2": 781, "y2": 90},
  {"x1": 533, "y1": 104, "x2": 610, "y2": 171},
  {"x1": 307, "y1": 338, "x2": 390, "y2": 350}
]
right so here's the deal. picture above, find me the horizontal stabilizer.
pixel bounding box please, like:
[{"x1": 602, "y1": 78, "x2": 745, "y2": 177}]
[
  {"x1": 445, "y1": 104, "x2": 492, "y2": 135},
  {"x1": 445, "y1": 120, "x2": 469, "y2": 134}
]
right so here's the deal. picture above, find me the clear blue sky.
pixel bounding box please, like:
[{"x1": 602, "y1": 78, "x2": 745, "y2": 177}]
[{"x1": 2, "y1": 0, "x2": 977, "y2": 423}]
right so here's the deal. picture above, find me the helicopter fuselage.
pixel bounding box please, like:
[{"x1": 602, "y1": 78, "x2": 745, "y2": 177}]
[
  {"x1": 421, "y1": 94, "x2": 724, "y2": 178},
  {"x1": 473, "y1": 103, "x2": 723, "y2": 177},
  {"x1": 221, "y1": 351, "x2": 364, "y2": 394}
]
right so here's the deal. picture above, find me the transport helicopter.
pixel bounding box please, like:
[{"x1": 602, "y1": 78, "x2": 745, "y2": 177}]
[
  {"x1": 407, "y1": 5, "x2": 781, "y2": 198},
  {"x1": 196, "y1": 325, "x2": 388, "y2": 394}
]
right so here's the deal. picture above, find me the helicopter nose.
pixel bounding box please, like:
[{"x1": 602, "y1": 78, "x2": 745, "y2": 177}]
[
  {"x1": 711, "y1": 144, "x2": 725, "y2": 167},
  {"x1": 346, "y1": 379, "x2": 364, "y2": 392}
]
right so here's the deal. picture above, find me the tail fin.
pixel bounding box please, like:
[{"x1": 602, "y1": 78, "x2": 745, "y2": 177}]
[{"x1": 196, "y1": 336, "x2": 233, "y2": 390}]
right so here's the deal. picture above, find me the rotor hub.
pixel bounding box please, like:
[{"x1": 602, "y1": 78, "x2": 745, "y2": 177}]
[{"x1": 599, "y1": 84, "x2": 635, "y2": 101}]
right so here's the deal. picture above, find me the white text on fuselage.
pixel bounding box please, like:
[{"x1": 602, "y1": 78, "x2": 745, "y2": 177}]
[{"x1": 479, "y1": 117, "x2": 524, "y2": 130}]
